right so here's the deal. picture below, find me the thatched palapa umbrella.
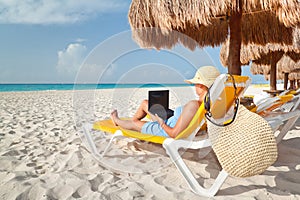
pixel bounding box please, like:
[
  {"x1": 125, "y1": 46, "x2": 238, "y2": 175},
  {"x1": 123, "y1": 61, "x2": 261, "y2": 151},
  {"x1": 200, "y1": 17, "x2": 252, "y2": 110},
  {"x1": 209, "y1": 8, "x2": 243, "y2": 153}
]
[
  {"x1": 264, "y1": 71, "x2": 300, "y2": 89},
  {"x1": 277, "y1": 54, "x2": 300, "y2": 74},
  {"x1": 250, "y1": 50, "x2": 300, "y2": 90},
  {"x1": 220, "y1": 41, "x2": 300, "y2": 67},
  {"x1": 251, "y1": 55, "x2": 300, "y2": 90},
  {"x1": 288, "y1": 68, "x2": 300, "y2": 89},
  {"x1": 128, "y1": 0, "x2": 300, "y2": 75},
  {"x1": 277, "y1": 55, "x2": 300, "y2": 89},
  {"x1": 220, "y1": 33, "x2": 300, "y2": 91}
]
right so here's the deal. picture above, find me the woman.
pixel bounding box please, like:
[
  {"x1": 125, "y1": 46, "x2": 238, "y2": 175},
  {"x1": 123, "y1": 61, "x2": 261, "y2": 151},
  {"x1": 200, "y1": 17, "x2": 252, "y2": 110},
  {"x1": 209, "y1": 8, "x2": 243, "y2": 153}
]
[{"x1": 111, "y1": 66, "x2": 220, "y2": 138}]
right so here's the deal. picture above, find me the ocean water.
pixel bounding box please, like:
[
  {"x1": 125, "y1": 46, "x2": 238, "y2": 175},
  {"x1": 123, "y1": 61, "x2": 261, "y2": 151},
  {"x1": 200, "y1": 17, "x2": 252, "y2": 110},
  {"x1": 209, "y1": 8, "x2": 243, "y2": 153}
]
[{"x1": 0, "y1": 83, "x2": 188, "y2": 92}]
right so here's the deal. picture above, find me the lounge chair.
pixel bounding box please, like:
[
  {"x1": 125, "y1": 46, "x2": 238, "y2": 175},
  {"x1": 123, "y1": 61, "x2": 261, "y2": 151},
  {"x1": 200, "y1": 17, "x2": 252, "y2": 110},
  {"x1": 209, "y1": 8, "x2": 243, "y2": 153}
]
[
  {"x1": 248, "y1": 87, "x2": 300, "y2": 143},
  {"x1": 82, "y1": 74, "x2": 300, "y2": 197},
  {"x1": 251, "y1": 94, "x2": 294, "y2": 115},
  {"x1": 262, "y1": 93, "x2": 300, "y2": 143},
  {"x1": 251, "y1": 86, "x2": 300, "y2": 116},
  {"x1": 83, "y1": 74, "x2": 250, "y2": 196},
  {"x1": 279, "y1": 87, "x2": 300, "y2": 96}
]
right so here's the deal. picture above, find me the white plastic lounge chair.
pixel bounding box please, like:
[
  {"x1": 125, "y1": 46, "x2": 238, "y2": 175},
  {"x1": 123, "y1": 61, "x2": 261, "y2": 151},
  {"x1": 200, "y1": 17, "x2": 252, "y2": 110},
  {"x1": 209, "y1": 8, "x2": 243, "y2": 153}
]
[
  {"x1": 250, "y1": 87, "x2": 300, "y2": 143},
  {"x1": 83, "y1": 74, "x2": 251, "y2": 197},
  {"x1": 279, "y1": 87, "x2": 300, "y2": 96},
  {"x1": 82, "y1": 74, "x2": 300, "y2": 197},
  {"x1": 253, "y1": 94, "x2": 293, "y2": 114},
  {"x1": 253, "y1": 87, "x2": 300, "y2": 116},
  {"x1": 263, "y1": 93, "x2": 300, "y2": 143},
  {"x1": 246, "y1": 87, "x2": 300, "y2": 144}
]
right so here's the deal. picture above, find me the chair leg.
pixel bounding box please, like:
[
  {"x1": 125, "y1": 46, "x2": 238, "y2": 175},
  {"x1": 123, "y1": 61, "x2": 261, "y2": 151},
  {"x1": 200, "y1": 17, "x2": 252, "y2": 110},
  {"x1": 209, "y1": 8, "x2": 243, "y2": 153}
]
[
  {"x1": 276, "y1": 95, "x2": 300, "y2": 143},
  {"x1": 265, "y1": 109, "x2": 300, "y2": 143},
  {"x1": 82, "y1": 124, "x2": 124, "y2": 157},
  {"x1": 276, "y1": 115, "x2": 299, "y2": 143},
  {"x1": 82, "y1": 123, "x2": 101, "y2": 157},
  {"x1": 163, "y1": 138, "x2": 228, "y2": 197},
  {"x1": 102, "y1": 130, "x2": 123, "y2": 156},
  {"x1": 292, "y1": 95, "x2": 300, "y2": 110}
]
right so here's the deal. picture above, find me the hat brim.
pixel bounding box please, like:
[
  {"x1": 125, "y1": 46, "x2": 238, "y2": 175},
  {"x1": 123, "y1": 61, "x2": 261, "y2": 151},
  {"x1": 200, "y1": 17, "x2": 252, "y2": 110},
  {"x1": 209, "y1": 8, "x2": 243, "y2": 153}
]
[
  {"x1": 184, "y1": 79, "x2": 193, "y2": 84},
  {"x1": 184, "y1": 79, "x2": 212, "y2": 88}
]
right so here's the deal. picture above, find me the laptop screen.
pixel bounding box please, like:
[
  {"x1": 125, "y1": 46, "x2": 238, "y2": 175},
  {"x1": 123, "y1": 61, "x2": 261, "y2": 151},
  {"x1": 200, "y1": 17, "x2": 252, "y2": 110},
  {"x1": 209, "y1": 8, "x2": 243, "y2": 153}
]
[{"x1": 148, "y1": 90, "x2": 172, "y2": 120}]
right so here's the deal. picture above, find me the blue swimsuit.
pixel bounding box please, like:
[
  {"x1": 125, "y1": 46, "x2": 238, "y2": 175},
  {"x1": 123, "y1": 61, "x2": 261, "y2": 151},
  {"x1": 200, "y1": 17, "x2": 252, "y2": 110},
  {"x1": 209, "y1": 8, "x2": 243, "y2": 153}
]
[{"x1": 141, "y1": 106, "x2": 183, "y2": 137}]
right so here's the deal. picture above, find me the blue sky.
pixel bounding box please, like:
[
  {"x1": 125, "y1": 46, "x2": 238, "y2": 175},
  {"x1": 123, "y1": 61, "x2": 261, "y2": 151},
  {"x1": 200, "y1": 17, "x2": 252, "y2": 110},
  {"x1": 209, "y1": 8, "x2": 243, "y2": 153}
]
[{"x1": 0, "y1": 0, "x2": 267, "y2": 84}]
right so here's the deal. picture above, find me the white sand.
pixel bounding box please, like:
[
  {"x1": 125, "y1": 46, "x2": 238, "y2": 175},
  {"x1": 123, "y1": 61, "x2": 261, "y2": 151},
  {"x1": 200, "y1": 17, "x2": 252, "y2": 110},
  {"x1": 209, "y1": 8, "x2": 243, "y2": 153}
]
[{"x1": 0, "y1": 85, "x2": 299, "y2": 199}]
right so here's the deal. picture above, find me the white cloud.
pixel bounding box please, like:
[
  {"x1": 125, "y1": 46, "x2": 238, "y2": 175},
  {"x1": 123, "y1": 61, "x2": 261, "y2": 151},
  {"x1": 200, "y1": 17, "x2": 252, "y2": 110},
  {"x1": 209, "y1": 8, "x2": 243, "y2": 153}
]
[
  {"x1": 76, "y1": 38, "x2": 87, "y2": 43},
  {"x1": 0, "y1": 0, "x2": 128, "y2": 24},
  {"x1": 56, "y1": 43, "x2": 87, "y2": 76}
]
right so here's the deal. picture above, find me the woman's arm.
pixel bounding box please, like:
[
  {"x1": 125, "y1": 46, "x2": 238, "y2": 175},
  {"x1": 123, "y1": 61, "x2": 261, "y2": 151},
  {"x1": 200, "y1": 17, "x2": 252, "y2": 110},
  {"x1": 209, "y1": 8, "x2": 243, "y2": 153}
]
[{"x1": 157, "y1": 100, "x2": 200, "y2": 138}]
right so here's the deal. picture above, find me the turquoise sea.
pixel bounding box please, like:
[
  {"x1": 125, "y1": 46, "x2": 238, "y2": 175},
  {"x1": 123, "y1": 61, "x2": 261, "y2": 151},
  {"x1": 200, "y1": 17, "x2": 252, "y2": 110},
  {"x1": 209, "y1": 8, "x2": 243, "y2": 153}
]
[{"x1": 0, "y1": 83, "x2": 188, "y2": 92}]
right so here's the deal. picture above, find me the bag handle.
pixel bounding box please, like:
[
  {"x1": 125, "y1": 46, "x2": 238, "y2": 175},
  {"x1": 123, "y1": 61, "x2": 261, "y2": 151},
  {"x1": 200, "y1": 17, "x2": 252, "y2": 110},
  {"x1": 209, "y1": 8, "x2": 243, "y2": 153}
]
[{"x1": 204, "y1": 74, "x2": 240, "y2": 127}]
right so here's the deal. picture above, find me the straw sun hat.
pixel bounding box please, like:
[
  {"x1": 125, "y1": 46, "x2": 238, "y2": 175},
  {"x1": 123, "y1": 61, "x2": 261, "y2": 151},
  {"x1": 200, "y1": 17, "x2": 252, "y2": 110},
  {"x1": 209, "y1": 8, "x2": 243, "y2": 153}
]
[{"x1": 185, "y1": 66, "x2": 220, "y2": 88}]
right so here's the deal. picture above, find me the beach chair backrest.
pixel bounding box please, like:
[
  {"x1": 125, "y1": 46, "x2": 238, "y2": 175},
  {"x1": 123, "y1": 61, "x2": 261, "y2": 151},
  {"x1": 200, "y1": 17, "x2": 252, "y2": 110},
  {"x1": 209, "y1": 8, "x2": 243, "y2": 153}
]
[
  {"x1": 207, "y1": 75, "x2": 251, "y2": 123},
  {"x1": 256, "y1": 94, "x2": 294, "y2": 116},
  {"x1": 175, "y1": 74, "x2": 251, "y2": 140},
  {"x1": 175, "y1": 103, "x2": 206, "y2": 139}
]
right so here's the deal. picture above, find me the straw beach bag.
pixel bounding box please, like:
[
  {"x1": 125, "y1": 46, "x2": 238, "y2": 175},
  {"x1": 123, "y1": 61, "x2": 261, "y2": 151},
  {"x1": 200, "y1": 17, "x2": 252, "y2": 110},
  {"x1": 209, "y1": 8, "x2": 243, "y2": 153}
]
[{"x1": 205, "y1": 76, "x2": 278, "y2": 178}]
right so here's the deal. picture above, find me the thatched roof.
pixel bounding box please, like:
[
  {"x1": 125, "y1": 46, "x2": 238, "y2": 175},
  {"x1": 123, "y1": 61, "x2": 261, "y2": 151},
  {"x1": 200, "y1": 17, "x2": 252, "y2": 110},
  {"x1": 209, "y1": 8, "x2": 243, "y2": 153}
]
[
  {"x1": 251, "y1": 62, "x2": 271, "y2": 75},
  {"x1": 289, "y1": 71, "x2": 300, "y2": 80},
  {"x1": 251, "y1": 55, "x2": 300, "y2": 79},
  {"x1": 252, "y1": 62, "x2": 283, "y2": 81},
  {"x1": 220, "y1": 38, "x2": 300, "y2": 67},
  {"x1": 264, "y1": 73, "x2": 284, "y2": 81},
  {"x1": 277, "y1": 55, "x2": 300, "y2": 73},
  {"x1": 264, "y1": 72, "x2": 300, "y2": 81},
  {"x1": 129, "y1": 0, "x2": 300, "y2": 50}
]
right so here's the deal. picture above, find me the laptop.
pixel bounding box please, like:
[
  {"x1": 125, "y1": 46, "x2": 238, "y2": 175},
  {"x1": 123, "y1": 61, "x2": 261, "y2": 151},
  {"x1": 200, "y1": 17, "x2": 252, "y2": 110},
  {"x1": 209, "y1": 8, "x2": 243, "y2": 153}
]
[{"x1": 148, "y1": 90, "x2": 174, "y2": 120}]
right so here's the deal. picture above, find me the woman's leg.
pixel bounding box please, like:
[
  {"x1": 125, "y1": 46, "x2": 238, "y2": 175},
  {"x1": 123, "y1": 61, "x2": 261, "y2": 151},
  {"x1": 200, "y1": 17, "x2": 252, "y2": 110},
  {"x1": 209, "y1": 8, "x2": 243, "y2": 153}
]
[
  {"x1": 132, "y1": 99, "x2": 149, "y2": 120},
  {"x1": 111, "y1": 110, "x2": 145, "y2": 132}
]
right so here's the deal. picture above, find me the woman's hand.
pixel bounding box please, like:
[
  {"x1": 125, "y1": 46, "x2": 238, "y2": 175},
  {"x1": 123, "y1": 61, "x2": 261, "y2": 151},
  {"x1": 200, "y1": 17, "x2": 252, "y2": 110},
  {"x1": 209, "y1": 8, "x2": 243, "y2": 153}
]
[{"x1": 154, "y1": 114, "x2": 165, "y2": 126}]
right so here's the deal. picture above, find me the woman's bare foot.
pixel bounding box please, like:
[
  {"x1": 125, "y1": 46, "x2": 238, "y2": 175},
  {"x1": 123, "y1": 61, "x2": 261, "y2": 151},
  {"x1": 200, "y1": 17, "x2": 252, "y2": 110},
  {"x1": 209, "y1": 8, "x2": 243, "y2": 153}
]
[{"x1": 110, "y1": 110, "x2": 118, "y2": 126}]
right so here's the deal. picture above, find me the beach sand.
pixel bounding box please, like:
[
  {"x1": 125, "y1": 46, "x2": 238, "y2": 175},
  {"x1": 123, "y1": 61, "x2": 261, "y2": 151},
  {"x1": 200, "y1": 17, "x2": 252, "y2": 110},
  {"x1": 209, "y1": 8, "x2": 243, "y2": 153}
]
[{"x1": 0, "y1": 85, "x2": 299, "y2": 199}]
